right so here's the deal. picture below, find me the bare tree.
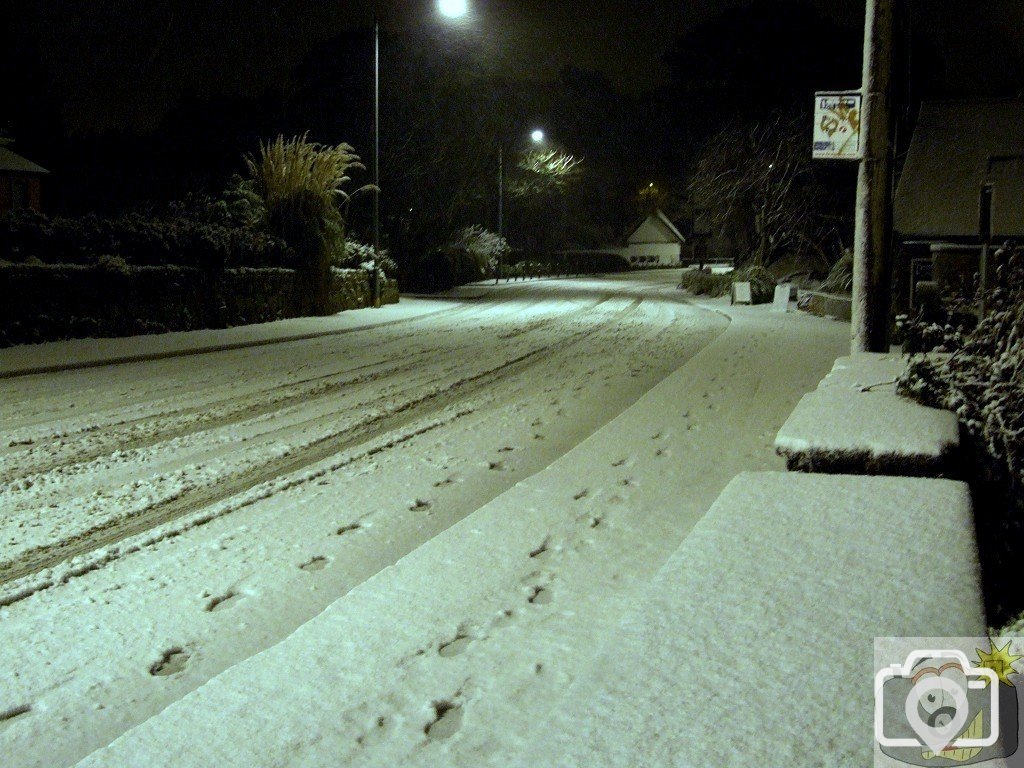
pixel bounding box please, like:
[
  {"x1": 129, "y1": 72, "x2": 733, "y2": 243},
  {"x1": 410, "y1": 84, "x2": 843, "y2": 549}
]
[{"x1": 688, "y1": 109, "x2": 843, "y2": 269}]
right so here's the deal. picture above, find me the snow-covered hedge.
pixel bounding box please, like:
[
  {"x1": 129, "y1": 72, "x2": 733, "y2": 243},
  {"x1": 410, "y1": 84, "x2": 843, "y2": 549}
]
[
  {"x1": 0, "y1": 209, "x2": 295, "y2": 270},
  {"x1": 898, "y1": 247, "x2": 1024, "y2": 625}
]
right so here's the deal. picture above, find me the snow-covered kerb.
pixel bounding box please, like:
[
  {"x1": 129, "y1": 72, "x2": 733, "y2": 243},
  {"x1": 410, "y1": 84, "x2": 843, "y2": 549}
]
[
  {"x1": 508, "y1": 472, "x2": 983, "y2": 767},
  {"x1": 775, "y1": 353, "x2": 960, "y2": 476}
]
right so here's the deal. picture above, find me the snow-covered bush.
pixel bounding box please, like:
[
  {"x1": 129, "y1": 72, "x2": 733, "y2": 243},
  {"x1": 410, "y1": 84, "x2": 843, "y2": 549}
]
[
  {"x1": 449, "y1": 225, "x2": 511, "y2": 277},
  {"x1": 331, "y1": 239, "x2": 398, "y2": 278},
  {"x1": 678, "y1": 264, "x2": 776, "y2": 303},
  {"x1": 898, "y1": 248, "x2": 1024, "y2": 625}
]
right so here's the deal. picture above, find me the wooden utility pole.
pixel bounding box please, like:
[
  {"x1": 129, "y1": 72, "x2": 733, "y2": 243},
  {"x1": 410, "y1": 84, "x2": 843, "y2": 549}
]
[{"x1": 851, "y1": 0, "x2": 895, "y2": 352}]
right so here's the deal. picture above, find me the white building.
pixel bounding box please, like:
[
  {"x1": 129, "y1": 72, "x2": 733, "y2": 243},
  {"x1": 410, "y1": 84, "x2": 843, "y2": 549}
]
[{"x1": 625, "y1": 209, "x2": 685, "y2": 266}]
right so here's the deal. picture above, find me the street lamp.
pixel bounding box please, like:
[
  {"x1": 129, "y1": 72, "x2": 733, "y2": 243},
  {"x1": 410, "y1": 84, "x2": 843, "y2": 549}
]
[
  {"x1": 371, "y1": 1, "x2": 469, "y2": 306},
  {"x1": 438, "y1": 0, "x2": 469, "y2": 18},
  {"x1": 496, "y1": 129, "x2": 546, "y2": 284}
]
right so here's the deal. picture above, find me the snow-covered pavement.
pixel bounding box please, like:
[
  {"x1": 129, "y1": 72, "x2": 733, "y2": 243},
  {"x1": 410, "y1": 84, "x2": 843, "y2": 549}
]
[{"x1": 0, "y1": 272, "x2": 849, "y2": 766}]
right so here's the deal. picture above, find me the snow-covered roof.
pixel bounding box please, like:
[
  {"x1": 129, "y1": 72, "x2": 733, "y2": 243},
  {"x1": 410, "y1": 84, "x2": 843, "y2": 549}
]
[
  {"x1": 894, "y1": 99, "x2": 1024, "y2": 239},
  {"x1": 626, "y1": 209, "x2": 685, "y2": 245},
  {"x1": 0, "y1": 146, "x2": 49, "y2": 175}
]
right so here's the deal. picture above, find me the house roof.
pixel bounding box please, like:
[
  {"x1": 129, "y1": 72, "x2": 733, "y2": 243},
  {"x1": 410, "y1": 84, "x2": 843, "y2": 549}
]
[
  {"x1": 894, "y1": 99, "x2": 1024, "y2": 239},
  {"x1": 0, "y1": 146, "x2": 49, "y2": 175},
  {"x1": 627, "y1": 209, "x2": 685, "y2": 245}
]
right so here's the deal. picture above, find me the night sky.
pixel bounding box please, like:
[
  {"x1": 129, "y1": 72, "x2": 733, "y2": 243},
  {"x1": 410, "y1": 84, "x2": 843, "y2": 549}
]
[{"x1": 4, "y1": 0, "x2": 1023, "y2": 134}]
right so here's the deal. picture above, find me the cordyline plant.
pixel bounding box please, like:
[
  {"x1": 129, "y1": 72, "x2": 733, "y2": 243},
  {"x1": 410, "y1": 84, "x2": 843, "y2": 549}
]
[{"x1": 245, "y1": 134, "x2": 374, "y2": 314}]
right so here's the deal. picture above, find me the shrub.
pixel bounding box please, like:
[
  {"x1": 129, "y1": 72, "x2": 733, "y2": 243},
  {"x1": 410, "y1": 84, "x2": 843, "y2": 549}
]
[
  {"x1": 678, "y1": 264, "x2": 776, "y2": 303},
  {"x1": 450, "y1": 225, "x2": 511, "y2": 278},
  {"x1": 0, "y1": 210, "x2": 294, "y2": 270},
  {"x1": 245, "y1": 134, "x2": 371, "y2": 314},
  {"x1": 332, "y1": 238, "x2": 398, "y2": 278},
  {"x1": 819, "y1": 250, "x2": 853, "y2": 294},
  {"x1": 898, "y1": 247, "x2": 1024, "y2": 626}
]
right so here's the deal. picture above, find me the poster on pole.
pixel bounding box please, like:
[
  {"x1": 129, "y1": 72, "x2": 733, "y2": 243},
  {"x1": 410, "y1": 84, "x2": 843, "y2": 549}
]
[{"x1": 813, "y1": 91, "x2": 862, "y2": 160}]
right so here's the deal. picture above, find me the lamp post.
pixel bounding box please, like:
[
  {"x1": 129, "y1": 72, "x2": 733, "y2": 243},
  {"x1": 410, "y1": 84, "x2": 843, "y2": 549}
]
[
  {"x1": 372, "y1": 13, "x2": 381, "y2": 307},
  {"x1": 495, "y1": 129, "x2": 545, "y2": 284},
  {"x1": 371, "y1": 1, "x2": 470, "y2": 306}
]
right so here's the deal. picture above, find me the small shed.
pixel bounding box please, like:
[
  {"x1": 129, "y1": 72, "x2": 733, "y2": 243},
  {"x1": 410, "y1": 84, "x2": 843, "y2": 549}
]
[
  {"x1": 893, "y1": 99, "x2": 1024, "y2": 306},
  {"x1": 0, "y1": 144, "x2": 50, "y2": 215},
  {"x1": 625, "y1": 209, "x2": 685, "y2": 266}
]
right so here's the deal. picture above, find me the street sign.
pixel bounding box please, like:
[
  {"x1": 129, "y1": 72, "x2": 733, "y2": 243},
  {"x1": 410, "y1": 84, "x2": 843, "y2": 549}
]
[{"x1": 813, "y1": 91, "x2": 862, "y2": 160}]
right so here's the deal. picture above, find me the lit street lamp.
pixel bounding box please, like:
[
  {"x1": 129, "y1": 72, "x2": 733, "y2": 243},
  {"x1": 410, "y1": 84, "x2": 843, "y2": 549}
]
[
  {"x1": 371, "y1": 1, "x2": 470, "y2": 305},
  {"x1": 438, "y1": 0, "x2": 469, "y2": 18}
]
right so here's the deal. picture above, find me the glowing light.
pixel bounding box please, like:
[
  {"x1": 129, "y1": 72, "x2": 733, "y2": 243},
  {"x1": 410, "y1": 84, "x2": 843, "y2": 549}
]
[
  {"x1": 438, "y1": 0, "x2": 468, "y2": 18},
  {"x1": 531, "y1": 129, "x2": 545, "y2": 143}
]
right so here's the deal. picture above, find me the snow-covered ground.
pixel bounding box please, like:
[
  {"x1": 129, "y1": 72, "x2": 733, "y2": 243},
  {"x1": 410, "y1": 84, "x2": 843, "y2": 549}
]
[{"x1": 0, "y1": 271, "x2": 848, "y2": 766}]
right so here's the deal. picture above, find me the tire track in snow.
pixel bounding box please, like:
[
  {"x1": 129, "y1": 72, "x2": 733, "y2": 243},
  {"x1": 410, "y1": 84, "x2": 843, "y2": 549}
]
[
  {"x1": 0, "y1": 296, "x2": 606, "y2": 482},
  {"x1": 0, "y1": 298, "x2": 641, "y2": 593}
]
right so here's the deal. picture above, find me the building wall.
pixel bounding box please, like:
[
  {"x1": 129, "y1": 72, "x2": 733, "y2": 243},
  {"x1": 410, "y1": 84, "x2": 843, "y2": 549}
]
[
  {"x1": 626, "y1": 242, "x2": 681, "y2": 266},
  {"x1": 0, "y1": 176, "x2": 43, "y2": 215}
]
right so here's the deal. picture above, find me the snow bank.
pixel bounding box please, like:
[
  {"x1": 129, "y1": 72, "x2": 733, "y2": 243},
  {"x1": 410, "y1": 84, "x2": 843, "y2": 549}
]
[
  {"x1": 508, "y1": 471, "x2": 983, "y2": 768},
  {"x1": 775, "y1": 353, "x2": 960, "y2": 475}
]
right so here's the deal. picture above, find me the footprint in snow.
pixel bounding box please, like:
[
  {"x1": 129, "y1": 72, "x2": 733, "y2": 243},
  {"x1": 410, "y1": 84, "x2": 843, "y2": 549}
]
[
  {"x1": 336, "y1": 522, "x2": 362, "y2": 536},
  {"x1": 433, "y1": 476, "x2": 455, "y2": 488},
  {"x1": 492, "y1": 609, "x2": 515, "y2": 628},
  {"x1": 409, "y1": 498, "x2": 432, "y2": 511},
  {"x1": 356, "y1": 716, "x2": 392, "y2": 748},
  {"x1": 438, "y1": 634, "x2": 473, "y2": 658},
  {"x1": 611, "y1": 458, "x2": 628, "y2": 467},
  {"x1": 527, "y1": 585, "x2": 553, "y2": 605},
  {"x1": 0, "y1": 705, "x2": 31, "y2": 729},
  {"x1": 300, "y1": 556, "x2": 329, "y2": 572},
  {"x1": 150, "y1": 648, "x2": 190, "y2": 677},
  {"x1": 205, "y1": 591, "x2": 244, "y2": 613},
  {"x1": 425, "y1": 701, "x2": 463, "y2": 741},
  {"x1": 573, "y1": 489, "x2": 589, "y2": 500},
  {"x1": 497, "y1": 446, "x2": 515, "y2": 453},
  {"x1": 488, "y1": 461, "x2": 505, "y2": 471},
  {"x1": 529, "y1": 537, "x2": 551, "y2": 559}
]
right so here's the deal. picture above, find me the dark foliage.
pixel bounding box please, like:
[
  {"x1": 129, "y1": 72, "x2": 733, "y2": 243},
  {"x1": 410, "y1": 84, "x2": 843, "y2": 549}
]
[
  {"x1": 898, "y1": 248, "x2": 1024, "y2": 626},
  {"x1": 0, "y1": 209, "x2": 294, "y2": 270}
]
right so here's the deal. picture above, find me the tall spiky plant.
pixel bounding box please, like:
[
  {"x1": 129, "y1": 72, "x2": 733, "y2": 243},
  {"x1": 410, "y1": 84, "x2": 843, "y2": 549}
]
[{"x1": 245, "y1": 134, "x2": 372, "y2": 314}]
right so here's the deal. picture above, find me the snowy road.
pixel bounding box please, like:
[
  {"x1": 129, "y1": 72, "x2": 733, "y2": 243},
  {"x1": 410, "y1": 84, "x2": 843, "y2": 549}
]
[{"x1": 0, "y1": 271, "x2": 771, "y2": 767}]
